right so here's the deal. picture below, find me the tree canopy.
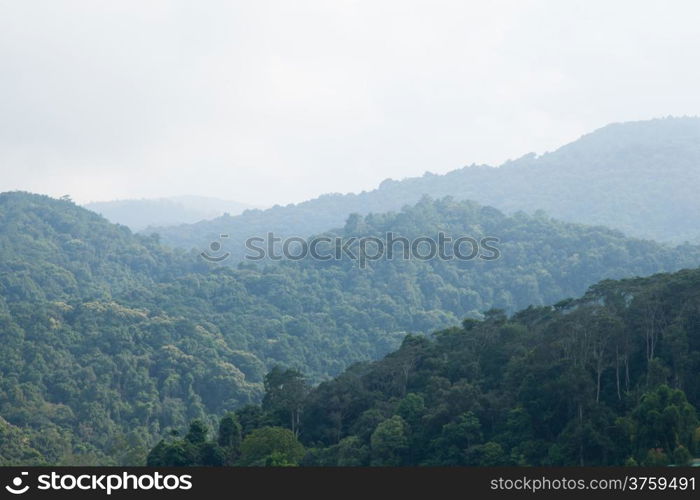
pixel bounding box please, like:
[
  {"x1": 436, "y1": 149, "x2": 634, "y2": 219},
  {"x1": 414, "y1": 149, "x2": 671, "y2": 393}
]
[{"x1": 2, "y1": 191, "x2": 700, "y2": 465}]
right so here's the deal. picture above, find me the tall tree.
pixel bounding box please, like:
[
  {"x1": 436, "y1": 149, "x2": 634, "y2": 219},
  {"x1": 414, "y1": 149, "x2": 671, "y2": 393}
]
[{"x1": 262, "y1": 367, "x2": 310, "y2": 437}]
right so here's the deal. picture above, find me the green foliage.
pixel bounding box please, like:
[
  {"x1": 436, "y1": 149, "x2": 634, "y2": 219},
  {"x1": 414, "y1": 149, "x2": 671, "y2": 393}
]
[
  {"x1": 370, "y1": 416, "x2": 409, "y2": 466},
  {"x1": 0, "y1": 417, "x2": 46, "y2": 465},
  {"x1": 146, "y1": 414, "x2": 241, "y2": 466},
  {"x1": 628, "y1": 385, "x2": 698, "y2": 462},
  {"x1": 217, "y1": 412, "x2": 242, "y2": 449},
  {"x1": 239, "y1": 427, "x2": 305, "y2": 466},
  {"x1": 185, "y1": 420, "x2": 208, "y2": 444},
  {"x1": 262, "y1": 367, "x2": 309, "y2": 437},
  {"x1": 152, "y1": 267, "x2": 700, "y2": 466},
  {"x1": 4, "y1": 191, "x2": 700, "y2": 465}
]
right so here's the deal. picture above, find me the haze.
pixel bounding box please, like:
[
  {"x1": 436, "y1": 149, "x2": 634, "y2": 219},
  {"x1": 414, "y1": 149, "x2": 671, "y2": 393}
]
[{"x1": 1, "y1": 0, "x2": 700, "y2": 206}]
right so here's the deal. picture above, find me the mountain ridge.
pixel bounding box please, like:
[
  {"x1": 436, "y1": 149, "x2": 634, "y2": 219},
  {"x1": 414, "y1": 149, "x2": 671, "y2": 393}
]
[
  {"x1": 148, "y1": 265, "x2": 700, "y2": 466},
  {"x1": 145, "y1": 117, "x2": 700, "y2": 255},
  {"x1": 3, "y1": 190, "x2": 700, "y2": 465},
  {"x1": 85, "y1": 196, "x2": 258, "y2": 232}
]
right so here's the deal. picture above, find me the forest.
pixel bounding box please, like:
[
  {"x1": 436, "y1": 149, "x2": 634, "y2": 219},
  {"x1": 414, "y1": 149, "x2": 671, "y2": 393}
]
[
  {"x1": 149, "y1": 268, "x2": 700, "y2": 466},
  {"x1": 3, "y1": 0, "x2": 700, "y2": 475},
  {"x1": 1, "y1": 190, "x2": 700, "y2": 465}
]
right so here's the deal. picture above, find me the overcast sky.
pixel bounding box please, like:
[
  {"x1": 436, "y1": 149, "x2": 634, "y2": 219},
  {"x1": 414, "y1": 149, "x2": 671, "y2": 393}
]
[{"x1": 1, "y1": 0, "x2": 700, "y2": 206}]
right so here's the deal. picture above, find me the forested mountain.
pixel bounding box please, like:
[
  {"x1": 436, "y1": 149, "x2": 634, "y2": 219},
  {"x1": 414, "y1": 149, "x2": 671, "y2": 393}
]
[
  {"x1": 149, "y1": 117, "x2": 700, "y2": 255},
  {"x1": 2, "y1": 191, "x2": 700, "y2": 465},
  {"x1": 151, "y1": 267, "x2": 700, "y2": 466},
  {"x1": 85, "y1": 196, "x2": 256, "y2": 232}
]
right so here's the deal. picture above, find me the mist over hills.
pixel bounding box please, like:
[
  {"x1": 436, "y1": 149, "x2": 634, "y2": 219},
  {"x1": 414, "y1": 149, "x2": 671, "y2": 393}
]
[
  {"x1": 5, "y1": 0, "x2": 700, "y2": 469},
  {"x1": 146, "y1": 117, "x2": 700, "y2": 256},
  {"x1": 84, "y1": 196, "x2": 258, "y2": 232}
]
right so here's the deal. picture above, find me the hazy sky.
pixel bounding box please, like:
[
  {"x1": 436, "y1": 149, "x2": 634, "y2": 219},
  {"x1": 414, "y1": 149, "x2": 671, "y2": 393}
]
[{"x1": 2, "y1": 0, "x2": 700, "y2": 206}]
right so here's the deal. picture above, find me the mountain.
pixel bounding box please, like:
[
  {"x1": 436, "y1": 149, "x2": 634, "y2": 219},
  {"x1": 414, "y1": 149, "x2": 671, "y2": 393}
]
[
  {"x1": 84, "y1": 196, "x2": 257, "y2": 232},
  {"x1": 147, "y1": 117, "x2": 700, "y2": 255},
  {"x1": 151, "y1": 266, "x2": 700, "y2": 466},
  {"x1": 2, "y1": 191, "x2": 700, "y2": 465}
]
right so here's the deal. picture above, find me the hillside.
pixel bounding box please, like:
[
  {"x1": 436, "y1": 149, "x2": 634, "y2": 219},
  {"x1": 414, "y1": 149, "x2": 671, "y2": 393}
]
[
  {"x1": 152, "y1": 267, "x2": 700, "y2": 466},
  {"x1": 2, "y1": 192, "x2": 700, "y2": 464},
  {"x1": 147, "y1": 117, "x2": 700, "y2": 255},
  {"x1": 84, "y1": 196, "x2": 257, "y2": 232}
]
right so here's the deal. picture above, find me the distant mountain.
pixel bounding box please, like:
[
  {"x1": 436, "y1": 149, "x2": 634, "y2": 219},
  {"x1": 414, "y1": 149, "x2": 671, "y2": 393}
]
[
  {"x1": 147, "y1": 117, "x2": 700, "y2": 255},
  {"x1": 84, "y1": 196, "x2": 258, "y2": 231}
]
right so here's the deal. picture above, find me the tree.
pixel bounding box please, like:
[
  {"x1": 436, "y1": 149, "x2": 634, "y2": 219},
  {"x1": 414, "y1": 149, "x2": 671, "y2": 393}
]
[
  {"x1": 630, "y1": 385, "x2": 698, "y2": 460},
  {"x1": 235, "y1": 405, "x2": 267, "y2": 437},
  {"x1": 396, "y1": 393, "x2": 425, "y2": 427},
  {"x1": 465, "y1": 441, "x2": 508, "y2": 466},
  {"x1": 217, "y1": 412, "x2": 242, "y2": 464},
  {"x1": 198, "y1": 442, "x2": 226, "y2": 466},
  {"x1": 370, "y1": 416, "x2": 409, "y2": 466},
  {"x1": 262, "y1": 367, "x2": 310, "y2": 437},
  {"x1": 185, "y1": 420, "x2": 208, "y2": 445},
  {"x1": 238, "y1": 427, "x2": 305, "y2": 466},
  {"x1": 146, "y1": 439, "x2": 197, "y2": 467},
  {"x1": 335, "y1": 436, "x2": 369, "y2": 466}
]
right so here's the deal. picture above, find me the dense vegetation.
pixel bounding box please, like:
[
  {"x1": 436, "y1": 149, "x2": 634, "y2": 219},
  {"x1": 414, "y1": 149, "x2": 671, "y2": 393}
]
[
  {"x1": 152, "y1": 268, "x2": 700, "y2": 466},
  {"x1": 150, "y1": 117, "x2": 700, "y2": 255},
  {"x1": 2, "y1": 191, "x2": 700, "y2": 465}
]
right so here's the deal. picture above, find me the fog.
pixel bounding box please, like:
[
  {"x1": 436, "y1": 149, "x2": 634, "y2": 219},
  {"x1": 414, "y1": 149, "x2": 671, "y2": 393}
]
[{"x1": 1, "y1": 0, "x2": 700, "y2": 206}]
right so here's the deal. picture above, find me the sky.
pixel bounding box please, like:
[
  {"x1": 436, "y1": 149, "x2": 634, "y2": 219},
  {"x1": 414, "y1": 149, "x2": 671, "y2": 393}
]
[{"x1": 1, "y1": 0, "x2": 700, "y2": 207}]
